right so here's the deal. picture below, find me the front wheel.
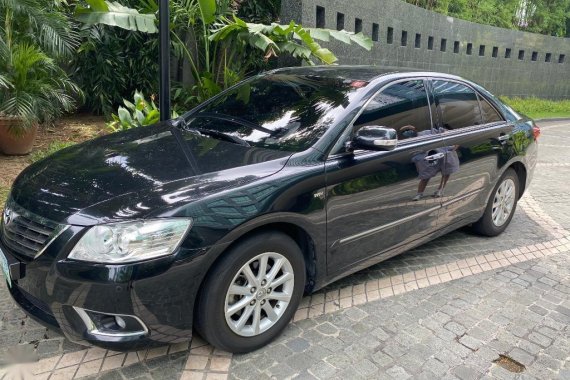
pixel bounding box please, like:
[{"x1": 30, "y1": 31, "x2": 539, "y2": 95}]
[
  {"x1": 194, "y1": 231, "x2": 306, "y2": 353},
  {"x1": 472, "y1": 168, "x2": 519, "y2": 236}
]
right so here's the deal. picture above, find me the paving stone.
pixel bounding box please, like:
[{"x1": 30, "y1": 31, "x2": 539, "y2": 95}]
[
  {"x1": 285, "y1": 337, "x2": 310, "y2": 353},
  {"x1": 386, "y1": 365, "x2": 411, "y2": 379},
  {"x1": 453, "y1": 365, "x2": 482, "y2": 380},
  {"x1": 352, "y1": 358, "x2": 378, "y2": 377},
  {"x1": 508, "y1": 348, "x2": 536, "y2": 367},
  {"x1": 527, "y1": 332, "x2": 553, "y2": 348},
  {"x1": 459, "y1": 335, "x2": 484, "y2": 351}
]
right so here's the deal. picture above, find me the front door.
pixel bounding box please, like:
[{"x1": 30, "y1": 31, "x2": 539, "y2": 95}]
[{"x1": 325, "y1": 79, "x2": 446, "y2": 275}]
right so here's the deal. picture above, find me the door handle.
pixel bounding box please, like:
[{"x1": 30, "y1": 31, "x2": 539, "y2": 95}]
[
  {"x1": 497, "y1": 134, "x2": 511, "y2": 142},
  {"x1": 424, "y1": 152, "x2": 445, "y2": 162}
]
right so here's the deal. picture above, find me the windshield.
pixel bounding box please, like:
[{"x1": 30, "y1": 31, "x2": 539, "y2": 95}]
[{"x1": 185, "y1": 73, "x2": 369, "y2": 152}]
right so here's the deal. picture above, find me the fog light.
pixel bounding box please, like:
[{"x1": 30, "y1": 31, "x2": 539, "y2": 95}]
[
  {"x1": 73, "y1": 307, "x2": 148, "y2": 338},
  {"x1": 115, "y1": 316, "x2": 126, "y2": 329}
]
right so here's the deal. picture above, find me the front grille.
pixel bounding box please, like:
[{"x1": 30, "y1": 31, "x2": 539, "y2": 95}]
[{"x1": 1, "y1": 199, "x2": 61, "y2": 259}]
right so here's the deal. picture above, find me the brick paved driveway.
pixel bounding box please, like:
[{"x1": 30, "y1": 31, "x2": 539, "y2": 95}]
[{"x1": 1, "y1": 120, "x2": 569, "y2": 380}]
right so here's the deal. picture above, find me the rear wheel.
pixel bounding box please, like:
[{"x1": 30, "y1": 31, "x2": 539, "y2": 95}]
[
  {"x1": 472, "y1": 168, "x2": 519, "y2": 236},
  {"x1": 194, "y1": 231, "x2": 305, "y2": 353}
]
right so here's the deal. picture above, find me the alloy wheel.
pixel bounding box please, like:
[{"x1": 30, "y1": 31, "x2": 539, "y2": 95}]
[
  {"x1": 492, "y1": 178, "x2": 516, "y2": 227},
  {"x1": 224, "y1": 252, "x2": 295, "y2": 337}
]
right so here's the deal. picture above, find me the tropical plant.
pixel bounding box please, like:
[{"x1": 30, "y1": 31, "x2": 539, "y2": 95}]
[
  {"x1": 210, "y1": 17, "x2": 373, "y2": 65},
  {"x1": 173, "y1": 0, "x2": 371, "y2": 98},
  {"x1": 74, "y1": 0, "x2": 158, "y2": 33},
  {"x1": 106, "y1": 91, "x2": 168, "y2": 132},
  {"x1": 0, "y1": 40, "x2": 83, "y2": 132},
  {"x1": 70, "y1": 24, "x2": 159, "y2": 115},
  {"x1": 0, "y1": 0, "x2": 82, "y2": 141},
  {"x1": 0, "y1": 0, "x2": 79, "y2": 57},
  {"x1": 75, "y1": 0, "x2": 373, "y2": 111}
]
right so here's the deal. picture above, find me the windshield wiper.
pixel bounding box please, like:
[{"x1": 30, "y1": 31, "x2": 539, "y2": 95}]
[
  {"x1": 191, "y1": 112, "x2": 274, "y2": 135},
  {"x1": 188, "y1": 127, "x2": 251, "y2": 147}
]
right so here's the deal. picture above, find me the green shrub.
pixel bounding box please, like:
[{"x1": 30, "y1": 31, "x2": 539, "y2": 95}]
[
  {"x1": 500, "y1": 97, "x2": 570, "y2": 119},
  {"x1": 106, "y1": 91, "x2": 161, "y2": 132},
  {"x1": 70, "y1": 25, "x2": 158, "y2": 115}
]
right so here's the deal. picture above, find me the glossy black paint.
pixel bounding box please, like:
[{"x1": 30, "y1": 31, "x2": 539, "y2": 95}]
[{"x1": 1, "y1": 67, "x2": 537, "y2": 350}]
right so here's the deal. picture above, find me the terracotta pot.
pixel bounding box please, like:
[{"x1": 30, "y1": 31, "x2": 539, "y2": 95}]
[{"x1": 0, "y1": 117, "x2": 39, "y2": 155}]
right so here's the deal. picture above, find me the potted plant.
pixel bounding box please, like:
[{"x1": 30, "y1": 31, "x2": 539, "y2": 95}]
[
  {"x1": 0, "y1": 41, "x2": 81, "y2": 154},
  {"x1": 0, "y1": 1, "x2": 81, "y2": 155}
]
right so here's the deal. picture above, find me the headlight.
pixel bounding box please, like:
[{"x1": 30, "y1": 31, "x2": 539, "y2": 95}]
[{"x1": 68, "y1": 219, "x2": 192, "y2": 264}]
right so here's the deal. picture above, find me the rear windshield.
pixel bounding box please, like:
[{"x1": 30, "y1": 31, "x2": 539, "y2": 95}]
[{"x1": 186, "y1": 74, "x2": 369, "y2": 152}]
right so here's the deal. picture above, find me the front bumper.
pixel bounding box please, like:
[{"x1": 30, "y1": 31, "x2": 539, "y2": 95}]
[{"x1": 1, "y1": 226, "x2": 211, "y2": 351}]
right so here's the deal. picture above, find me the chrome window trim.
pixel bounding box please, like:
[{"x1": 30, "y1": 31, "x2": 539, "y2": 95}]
[
  {"x1": 73, "y1": 306, "x2": 149, "y2": 338},
  {"x1": 430, "y1": 78, "x2": 507, "y2": 129}
]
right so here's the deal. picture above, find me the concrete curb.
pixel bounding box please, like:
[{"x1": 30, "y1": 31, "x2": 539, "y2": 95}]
[{"x1": 534, "y1": 117, "x2": 570, "y2": 123}]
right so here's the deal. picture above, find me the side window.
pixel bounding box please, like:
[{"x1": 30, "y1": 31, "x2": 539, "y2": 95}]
[
  {"x1": 478, "y1": 95, "x2": 503, "y2": 123},
  {"x1": 354, "y1": 80, "x2": 432, "y2": 140},
  {"x1": 432, "y1": 80, "x2": 482, "y2": 129}
]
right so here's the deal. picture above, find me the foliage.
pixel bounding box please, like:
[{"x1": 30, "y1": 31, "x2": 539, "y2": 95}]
[
  {"x1": 0, "y1": 0, "x2": 82, "y2": 136},
  {"x1": 404, "y1": 0, "x2": 570, "y2": 37},
  {"x1": 0, "y1": 0, "x2": 80, "y2": 57},
  {"x1": 80, "y1": 0, "x2": 373, "y2": 114},
  {"x1": 520, "y1": 0, "x2": 570, "y2": 37},
  {"x1": 0, "y1": 41, "x2": 83, "y2": 133},
  {"x1": 30, "y1": 141, "x2": 76, "y2": 163},
  {"x1": 106, "y1": 91, "x2": 162, "y2": 132},
  {"x1": 500, "y1": 96, "x2": 570, "y2": 119},
  {"x1": 70, "y1": 24, "x2": 158, "y2": 115},
  {"x1": 210, "y1": 18, "x2": 373, "y2": 65},
  {"x1": 74, "y1": 0, "x2": 158, "y2": 33},
  {"x1": 236, "y1": 0, "x2": 281, "y2": 23}
]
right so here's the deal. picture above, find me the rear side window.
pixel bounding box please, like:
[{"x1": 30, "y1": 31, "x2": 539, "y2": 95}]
[
  {"x1": 432, "y1": 80, "x2": 482, "y2": 129},
  {"x1": 354, "y1": 80, "x2": 432, "y2": 140},
  {"x1": 478, "y1": 95, "x2": 503, "y2": 123}
]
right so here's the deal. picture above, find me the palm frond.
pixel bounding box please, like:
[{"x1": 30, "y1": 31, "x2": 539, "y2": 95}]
[{"x1": 1, "y1": 0, "x2": 79, "y2": 56}]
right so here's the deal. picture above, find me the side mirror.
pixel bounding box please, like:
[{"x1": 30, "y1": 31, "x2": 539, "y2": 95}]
[{"x1": 353, "y1": 126, "x2": 398, "y2": 151}]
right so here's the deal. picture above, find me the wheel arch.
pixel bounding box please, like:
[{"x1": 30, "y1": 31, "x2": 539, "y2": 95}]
[
  {"x1": 198, "y1": 217, "x2": 321, "y2": 302},
  {"x1": 508, "y1": 161, "x2": 527, "y2": 198}
]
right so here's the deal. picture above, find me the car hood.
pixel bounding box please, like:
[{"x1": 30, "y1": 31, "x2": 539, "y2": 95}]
[{"x1": 10, "y1": 123, "x2": 293, "y2": 225}]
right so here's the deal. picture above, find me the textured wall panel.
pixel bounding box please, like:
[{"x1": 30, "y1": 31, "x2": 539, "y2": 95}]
[{"x1": 280, "y1": 0, "x2": 570, "y2": 99}]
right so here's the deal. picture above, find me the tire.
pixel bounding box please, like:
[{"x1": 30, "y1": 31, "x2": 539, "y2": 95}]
[
  {"x1": 472, "y1": 168, "x2": 519, "y2": 237},
  {"x1": 194, "y1": 231, "x2": 306, "y2": 353}
]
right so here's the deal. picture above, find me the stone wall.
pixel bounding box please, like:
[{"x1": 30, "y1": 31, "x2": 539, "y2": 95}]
[{"x1": 281, "y1": 0, "x2": 570, "y2": 99}]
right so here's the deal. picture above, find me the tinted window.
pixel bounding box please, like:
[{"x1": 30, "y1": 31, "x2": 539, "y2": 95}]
[
  {"x1": 188, "y1": 74, "x2": 369, "y2": 152},
  {"x1": 478, "y1": 95, "x2": 503, "y2": 123},
  {"x1": 354, "y1": 80, "x2": 432, "y2": 140},
  {"x1": 432, "y1": 80, "x2": 482, "y2": 129}
]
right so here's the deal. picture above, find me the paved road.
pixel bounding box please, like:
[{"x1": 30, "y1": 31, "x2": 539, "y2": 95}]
[{"x1": 0, "y1": 120, "x2": 568, "y2": 380}]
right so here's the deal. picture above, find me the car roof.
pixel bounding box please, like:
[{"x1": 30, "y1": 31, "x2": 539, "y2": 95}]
[{"x1": 269, "y1": 65, "x2": 466, "y2": 83}]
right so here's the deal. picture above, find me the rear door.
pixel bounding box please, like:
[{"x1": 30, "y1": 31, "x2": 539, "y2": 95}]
[
  {"x1": 429, "y1": 79, "x2": 513, "y2": 225},
  {"x1": 325, "y1": 79, "x2": 446, "y2": 274}
]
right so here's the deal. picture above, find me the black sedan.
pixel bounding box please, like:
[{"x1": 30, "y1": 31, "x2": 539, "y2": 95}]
[{"x1": 0, "y1": 66, "x2": 539, "y2": 353}]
